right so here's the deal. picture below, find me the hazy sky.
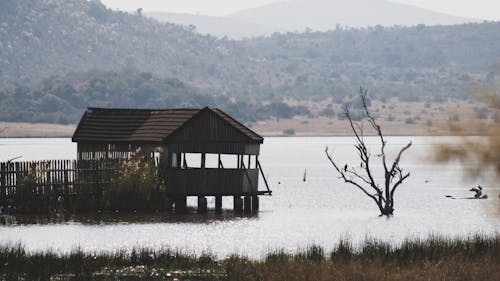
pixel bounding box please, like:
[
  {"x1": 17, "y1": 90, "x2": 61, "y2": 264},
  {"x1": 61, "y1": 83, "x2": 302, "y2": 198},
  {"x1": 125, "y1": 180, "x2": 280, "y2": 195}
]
[{"x1": 100, "y1": 0, "x2": 500, "y2": 20}]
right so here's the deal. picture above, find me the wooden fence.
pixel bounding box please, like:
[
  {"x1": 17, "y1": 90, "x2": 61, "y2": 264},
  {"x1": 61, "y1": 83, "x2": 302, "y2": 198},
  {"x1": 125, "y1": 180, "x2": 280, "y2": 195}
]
[
  {"x1": 0, "y1": 158, "x2": 270, "y2": 214},
  {"x1": 0, "y1": 159, "x2": 123, "y2": 213}
]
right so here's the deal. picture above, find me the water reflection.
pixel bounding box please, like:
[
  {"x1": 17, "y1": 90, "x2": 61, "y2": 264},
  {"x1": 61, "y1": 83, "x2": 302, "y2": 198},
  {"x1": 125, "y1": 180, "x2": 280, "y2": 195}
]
[{"x1": 1, "y1": 209, "x2": 258, "y2": 226}]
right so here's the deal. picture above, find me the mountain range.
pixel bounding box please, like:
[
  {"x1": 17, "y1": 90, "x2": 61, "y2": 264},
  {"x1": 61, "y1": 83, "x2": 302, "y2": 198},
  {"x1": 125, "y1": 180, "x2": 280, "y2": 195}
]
[
  {"x1": 145, "y1": 12, "x2": 280, "y2": 39},
  {"x1": 148, "y1": 0, "x2": 476, "y2": 38},
  {"x1": 0, "y1": 0, "x2": 499, "y2": 125}
]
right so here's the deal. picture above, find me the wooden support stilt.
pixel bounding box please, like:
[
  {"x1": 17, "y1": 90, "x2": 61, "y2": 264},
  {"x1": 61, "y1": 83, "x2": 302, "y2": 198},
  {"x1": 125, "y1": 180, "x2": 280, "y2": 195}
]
[
  {"x1": 233, "y1": 196, "x2": 243, "y2": 214},
  {"x1": 198, "y1": 196, "x2": 207, "y2": 213},
  {"x1": 244, "y1": 196, "x2": 252, "y2": 214},
  {"x1": 175, "y1": 196, "x2": 187, "y2": 213},
  {"x1": 215, "y1": 196, "x2": 222, "y2": 214},
  {"x1": 252, "y1": 195, "x2": 259, "y2": 212}
]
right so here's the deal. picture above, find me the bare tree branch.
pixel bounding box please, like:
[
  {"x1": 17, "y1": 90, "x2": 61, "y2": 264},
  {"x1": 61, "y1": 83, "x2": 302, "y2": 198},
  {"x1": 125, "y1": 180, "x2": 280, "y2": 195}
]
[
  {"x1": 346, "y1": 169, "x2": 372, "y2": 186},
  {"x1": 7, "y1": 156, "x2": 22, "y2": 163},
  {"x1": 325, "y1": 147, "x2": 380, "y2": 204},
  {"x1": 389, "y1": 142, "x2": 412, "y2": 176},
  {"x1": 325, "y1": 88, "x2": 412, "y2": 216}
]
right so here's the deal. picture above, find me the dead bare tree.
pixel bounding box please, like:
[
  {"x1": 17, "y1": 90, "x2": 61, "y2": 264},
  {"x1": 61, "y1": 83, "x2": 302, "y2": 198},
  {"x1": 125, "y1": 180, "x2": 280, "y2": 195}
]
[{"x1": 325, "y1": 88, "x2": 412, "y2": 216}]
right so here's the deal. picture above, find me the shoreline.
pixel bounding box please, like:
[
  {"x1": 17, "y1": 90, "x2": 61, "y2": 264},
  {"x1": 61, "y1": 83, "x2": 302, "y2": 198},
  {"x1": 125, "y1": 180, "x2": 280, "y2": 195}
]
[{"x1": 0, "y1": 121, "x2": 495, "y2": 138}]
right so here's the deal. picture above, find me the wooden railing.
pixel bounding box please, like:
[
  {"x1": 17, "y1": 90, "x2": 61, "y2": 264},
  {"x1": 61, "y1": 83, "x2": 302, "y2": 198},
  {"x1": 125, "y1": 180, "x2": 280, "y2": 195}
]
[
  {"x1": 0, "y1": 159, "x2": 122, "y2": 213},
  {"x1": 0, "y1": 159, "x2": 270, "y2": 214}
]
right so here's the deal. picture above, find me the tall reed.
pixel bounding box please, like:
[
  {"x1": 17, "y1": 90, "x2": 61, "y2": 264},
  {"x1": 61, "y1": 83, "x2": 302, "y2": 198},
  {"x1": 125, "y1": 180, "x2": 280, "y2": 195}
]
[{"x1": 1, "y1": 234, "x2": 499, "y2": 280}]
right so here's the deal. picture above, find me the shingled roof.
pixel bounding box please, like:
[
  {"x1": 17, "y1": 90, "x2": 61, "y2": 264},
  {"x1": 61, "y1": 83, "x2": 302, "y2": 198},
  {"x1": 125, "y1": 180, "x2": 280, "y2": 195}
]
[{"x1": 72, "y1": 107, "x2": 263, "y2": 143}]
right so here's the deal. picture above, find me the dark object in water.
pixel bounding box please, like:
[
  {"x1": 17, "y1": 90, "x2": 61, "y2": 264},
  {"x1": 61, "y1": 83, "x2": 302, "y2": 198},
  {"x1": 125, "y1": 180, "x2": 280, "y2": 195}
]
[
  {"x1": 303, "y1": 169, "x2": 307, "y2": 182},
  {"x1": 445, "y1": 195, "x2": 488, "y2": 200},
  {"x1": 470, "y1": 185, "x2": 486, "y2": 199}
]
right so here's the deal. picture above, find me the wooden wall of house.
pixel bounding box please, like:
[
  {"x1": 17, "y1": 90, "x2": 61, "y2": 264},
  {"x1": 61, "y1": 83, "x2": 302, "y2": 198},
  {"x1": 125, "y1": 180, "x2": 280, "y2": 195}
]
[
  {"x1": 167, "y1": 143, "x2": 259, "y2": 155},
  {"x1": 166, "y1": 110, "x2": 260, "y2": 153}
]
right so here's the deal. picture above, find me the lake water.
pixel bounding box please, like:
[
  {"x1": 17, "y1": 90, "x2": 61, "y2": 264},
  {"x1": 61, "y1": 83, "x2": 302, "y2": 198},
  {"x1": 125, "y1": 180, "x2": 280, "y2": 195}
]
[{"x1": 0, "y1": 137, "x2": 499, "y2": 258}]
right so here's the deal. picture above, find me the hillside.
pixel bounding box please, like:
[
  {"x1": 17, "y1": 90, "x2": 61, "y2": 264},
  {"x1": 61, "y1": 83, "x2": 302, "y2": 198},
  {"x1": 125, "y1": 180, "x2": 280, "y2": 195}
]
[
  {"x1": 0, "y1": 70, "x2": 309, "y2": 124},
  {"x1": 229, "y1": 0, "x2": 475, "y2": 31},
  {"x1": 145, "y1": 12, "x2": 280, "y2": 39},
  {"x1": 0, "y1": 0, "x2": 232, "y2": 89},
  {"x1": 1, "y1": 0, "x2": 500, "y2": 126}
]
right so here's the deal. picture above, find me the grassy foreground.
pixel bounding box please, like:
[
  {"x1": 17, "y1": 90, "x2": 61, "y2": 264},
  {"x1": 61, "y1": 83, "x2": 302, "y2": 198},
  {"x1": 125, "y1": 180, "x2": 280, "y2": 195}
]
[{"x1": 1, "y1": 234, "x2": 499, "y2": 280}]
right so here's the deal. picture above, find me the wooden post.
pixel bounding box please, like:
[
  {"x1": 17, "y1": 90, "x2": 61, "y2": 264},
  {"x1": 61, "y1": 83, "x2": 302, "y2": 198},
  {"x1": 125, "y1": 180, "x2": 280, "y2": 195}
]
[
  {"x1": 0, "y1": 163, "x2": 5, "y2": 210},
  {"x1": 15, "y1": 162, "x2": 22, "y2": 212},
  {"x1": 215, "y1": 196, "x2": 222, "y2": 214},
  {"x1": 218, "y1": 154, "x2": 224, "y2": 169},
  {"x1": 42, "y1": 161, "x2": 51, "y2": 210},
  {"x1": 175, "y1": 196, "x2": 187, "y2": 213},
  {"x1": 201, "y1": 153, "x2": 206, "y2": 169},
  {"x1": 244, "y1": 196, "x2": 252, "y2": 214},
  {"x1": 197, "y1": 196, "x2": 207, "y2": 214},
  {"x1": 176, "y1": 152, "x2": 181, "y2": 168},
  {"x1": 233, "y1": 196, "x2": 243, "y2": 214},
  {"x1": 64, "y1": 162, "x2": 70, "y2": 211},
  {"x1": 252, "y1": 195, "x2": 259, "y2": 212}
]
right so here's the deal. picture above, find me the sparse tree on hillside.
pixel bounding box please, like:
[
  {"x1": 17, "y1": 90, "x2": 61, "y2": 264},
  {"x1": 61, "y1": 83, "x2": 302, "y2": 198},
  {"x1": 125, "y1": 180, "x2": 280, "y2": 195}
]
[{"x1": 325, "y1": 88, "x2": 412, "y2": 216}]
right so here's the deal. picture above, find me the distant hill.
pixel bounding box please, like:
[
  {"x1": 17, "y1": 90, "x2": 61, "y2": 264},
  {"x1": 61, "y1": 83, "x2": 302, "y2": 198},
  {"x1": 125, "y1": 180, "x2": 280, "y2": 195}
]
[
  {"x1": 1, "y1": 0, "x2": 500, "y2": 125},
  {"x1": 229, "y1": 0, "x2": 476, "y2": 32},
  {"x1": 145, "y1": 12, "x2": 280, "y2": 39},
  {"x1": 0, "y1": 0, "x2": 229, "y2": 88},
  {"x1": 0, "y1": 70, "x2": 309, "y2": 124}
]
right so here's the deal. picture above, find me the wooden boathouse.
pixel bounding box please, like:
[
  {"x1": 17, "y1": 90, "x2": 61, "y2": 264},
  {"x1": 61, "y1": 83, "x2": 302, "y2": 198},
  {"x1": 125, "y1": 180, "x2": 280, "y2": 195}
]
[{"x1": 72, "y1": 107, "x2": 271, "y2": 213}]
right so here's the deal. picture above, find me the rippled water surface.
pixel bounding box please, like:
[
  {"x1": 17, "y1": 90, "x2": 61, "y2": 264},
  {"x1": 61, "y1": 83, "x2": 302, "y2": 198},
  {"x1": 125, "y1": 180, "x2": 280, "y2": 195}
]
[{"x1": 0, "y1": 137, "x2": 499, "y2": 258}]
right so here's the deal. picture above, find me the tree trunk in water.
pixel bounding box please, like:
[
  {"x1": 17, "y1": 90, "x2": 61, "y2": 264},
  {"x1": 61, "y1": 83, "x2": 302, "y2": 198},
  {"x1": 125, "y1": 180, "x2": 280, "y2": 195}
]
[{"x1": 380, "y1": 203, "x2": 394, "y2": 216}]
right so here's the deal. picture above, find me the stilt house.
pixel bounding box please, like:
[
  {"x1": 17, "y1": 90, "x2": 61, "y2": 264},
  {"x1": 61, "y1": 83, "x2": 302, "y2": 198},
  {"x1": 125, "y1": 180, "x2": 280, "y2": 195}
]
[{"x1": 72, "y1": 107, "x2": 270, "y2": 198}]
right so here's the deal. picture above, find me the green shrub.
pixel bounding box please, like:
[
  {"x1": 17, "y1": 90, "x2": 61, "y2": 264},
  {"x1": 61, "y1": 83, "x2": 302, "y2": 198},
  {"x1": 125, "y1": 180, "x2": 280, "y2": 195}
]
[
  {"x1": 15, "y1": 165, "x2": 40, "y2": 213},
  {"x1": 104, "y1": 150, "x2": 165, "y2": 211}
]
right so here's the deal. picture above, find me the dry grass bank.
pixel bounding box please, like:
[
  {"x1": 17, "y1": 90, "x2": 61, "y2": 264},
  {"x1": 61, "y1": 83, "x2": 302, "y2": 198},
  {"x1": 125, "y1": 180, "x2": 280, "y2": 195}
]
[
  {"x1": 252, "y1": 100, "x2": 499, "y2": 136},
  {"x1": 0, "y1": 122, "x2": 75, "y2": 138},
  {"x1": 0, "y1": 100, "x2": 498, "y2": 137},
  {"x1": 1, "y1": 234, "x2": 499, "y2": 280}
]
